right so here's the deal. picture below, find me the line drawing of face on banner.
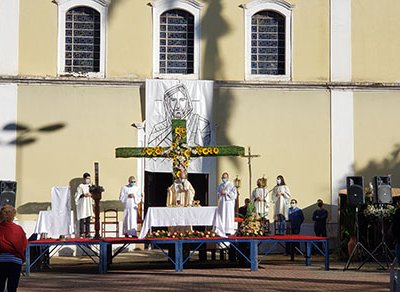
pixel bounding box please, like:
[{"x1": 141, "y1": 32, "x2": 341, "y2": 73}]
[
  {"x1": 164, "y1": 85, "x2": 192, "y2": 119},
  {"x1": 148, "y1": 83, "x2": 211, "y2": 148}
]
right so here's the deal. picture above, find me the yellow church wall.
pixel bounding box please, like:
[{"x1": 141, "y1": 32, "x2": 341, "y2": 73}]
[
  {"x1": 107, "y1": 1, "x2": 152, "y2": 79},
  {"x1": 354, "y1": 91, "x2": 400, "y2": 185},
  {"x1": 214, "y1": 88, "x2": 331, "y2": 221},
  {"x1": 17, "y1": 0, "x2": 330, "y2": 82},
  {"x1": 201, "y1": 0, "x2": 244, "y2": 80},
  {"x1": 352, "y1": 0, "x2": 400, "y2": 82},
  {"x1": 16, "y1": 84, "x2": 143, "y2": 207},
  {"x1": 291, "y1": 0, "x2": 330, "y2": 82},
  {"x1": 18, "y1": 0, "x2": 58, "y2": 76}
]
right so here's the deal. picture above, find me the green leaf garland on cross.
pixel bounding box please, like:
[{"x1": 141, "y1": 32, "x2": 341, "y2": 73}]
[{"x1": 116, "y1": 119, "x2": 245, "y2": 178}]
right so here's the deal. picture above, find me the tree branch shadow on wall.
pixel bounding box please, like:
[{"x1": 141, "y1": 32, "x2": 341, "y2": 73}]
[
  {"x1": 357, "y1": 143, "x2": 400, "y2": 187},
  {"x1": 1, "y1": 122, "x2": 66, "y2": 147},
  {"x1": 201, "y1": 1, "x2": 242, "y2": 171}
]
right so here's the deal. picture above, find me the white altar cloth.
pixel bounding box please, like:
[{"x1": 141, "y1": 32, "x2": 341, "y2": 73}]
[
  {"x1": 139, "y1": 206, "x2": 225, "y2": 238},
  {"x1": 33, "y1": 186, "x2": 74, "y2": 238}
]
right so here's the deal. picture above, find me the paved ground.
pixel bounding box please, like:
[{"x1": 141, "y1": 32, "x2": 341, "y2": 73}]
[{"x1": 18, "y1": 250, "x2": 391, "y2": 291}]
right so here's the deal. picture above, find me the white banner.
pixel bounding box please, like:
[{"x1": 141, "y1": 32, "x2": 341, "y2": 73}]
[{"x1": 145, "y1": 79, "x2": 214, "y2": 173}]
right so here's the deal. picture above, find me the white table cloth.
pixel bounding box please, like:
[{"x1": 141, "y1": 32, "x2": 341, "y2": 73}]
[
  {"x1": 33, "y1": 186, "x2": 74, "y2": 238},
  {"x1": 139, "y1": 206, "x2": 226, "y2": 238},
  {"x1": 33, "y1": 210, "x2": 74, "y2": 238}
]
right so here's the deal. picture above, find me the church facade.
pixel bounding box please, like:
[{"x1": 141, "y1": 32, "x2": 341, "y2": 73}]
[{"x1": 1, "y1": 0, "x2": 399, "y2": 234}]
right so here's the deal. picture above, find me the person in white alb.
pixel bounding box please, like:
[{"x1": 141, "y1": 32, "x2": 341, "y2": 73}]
[
  {"x1": 251, "y1": 178, "x2": 270, "y2": 218},
  {"x1": 119, "y1": 176, "x2": 142, "y2": 237},
  {"x1": 217, "y1": 172, "x2": 237, "y2": 235},
  {"x1": 272, "y1": 175, "x2": 291, "y2": 234},
  {"x1": 75, "y1": 172, "x2": 94, "y2": 238}
]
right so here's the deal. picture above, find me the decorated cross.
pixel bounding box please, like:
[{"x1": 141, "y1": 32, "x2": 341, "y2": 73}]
[{"x1": 116, "y1": 119, "x2": 245, "y2": 179}]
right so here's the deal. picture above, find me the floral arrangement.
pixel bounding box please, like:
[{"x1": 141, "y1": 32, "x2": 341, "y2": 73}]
[
  {"x1": 146, "y1": 229, "x2": 217, "y2": 239},
  {"x1": 141, "y1": 122, "x2": 220, "y2": 178},
  {"x1": 363, "y1": 204, "x2": 396, "y2": 219},
  {"x1": 115, "y1": 119, "x2": 245, "y2": 179},
  {"x1": 236, "y1": 204, "x2": 269, "y2": 237}
]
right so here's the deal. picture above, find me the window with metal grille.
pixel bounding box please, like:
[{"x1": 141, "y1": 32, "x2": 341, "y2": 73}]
[
  {"x1": 159, "y1": 9, "x2": 194, "y2": 74},
  {"x1": 65, "y1": 6, "x2": 100, "y2": 73},
  {"x1": 251, "y1": 11, "x2": 285, "y2": 75}
]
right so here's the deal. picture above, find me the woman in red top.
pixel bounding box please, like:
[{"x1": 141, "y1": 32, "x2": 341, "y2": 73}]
[{"x1": 0, "y1": 204, "x2": 28, "y2": 292}]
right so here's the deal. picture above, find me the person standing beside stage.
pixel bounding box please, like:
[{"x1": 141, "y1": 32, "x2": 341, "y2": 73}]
[
  {"x1": 75, "y1": 172, "x2": 94, "y2": 238},
  {"x1": 119, "y1": 176, "x2": 142, "y2": 237},
  {"x1": 251, "y1": 178, "x2": 269, "y2": 218},
  {"x1": 287, "y1": 199, "x2": 305, "y2": 255},
  {"x1": 272, "y1": 175, "x2": 291, "y2": 234},
  {"x1": 217, "y1": 172, "x2": 237, "y2": 235},
  {"x1": 288, "y1": 199, "x2": 304, "y2": 234},
  {"x1": 312, "y1": 199, "x2": 328, "y2": 237},
  {"x1": 391, "y1": 206, "x2": 400, "y2": 262},
  {"x1": 0, "y1": 205, "x2": 28, "y2": 292}
]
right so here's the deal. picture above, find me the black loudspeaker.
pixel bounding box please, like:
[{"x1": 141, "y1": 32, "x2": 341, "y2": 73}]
[
  {"x1": 373, "y1": 175, "x2": 392, "y2": 204},
  {"x1": 346, "y1": 176, "x2": 365, "y2": 206},
  {"x1": 0, "y1": 180, "x2": 17, "y2": 207}
]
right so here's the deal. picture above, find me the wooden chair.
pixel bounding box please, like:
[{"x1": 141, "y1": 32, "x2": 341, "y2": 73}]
[{"x1": 101, "y1": 208, "x2": 119, "y2": 238}]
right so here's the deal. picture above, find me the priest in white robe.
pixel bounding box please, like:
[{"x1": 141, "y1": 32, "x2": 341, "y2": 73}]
[
  {"x1": 272, "y1": 175, "x2": 291, "y2": 234},
  {"x1": 251, "y1": 178, "x2": 270, "y2": 217},
  {"x1": 216, "y1": 172, "x2": 237, "y2": 235},
  {"x1": 119, "y1": 176, "x2": 142, "y2": 237},
  {"x1": 75, "y1": 172, "x2": 94, "y2": 237},
  {"x1": 166, "y1": 171, "x2": 195, "y2": 207}
]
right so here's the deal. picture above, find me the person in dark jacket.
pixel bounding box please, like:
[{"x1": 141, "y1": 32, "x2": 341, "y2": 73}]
[
  {"x1": 288, "y1": 199, "x2": 304, "y2": 234},
  {"x1": 392, "y1": 206, "x2": 400, "y2": 262},
  {"x1": 286, "y1": 199, "x2": 304, "y2": 256},
  {"x1": 0, "y1": 204, "x2": 28, "y2": 292},
  {"x1": 312, "y1": 199, "x2": 328, "y2": 237}
]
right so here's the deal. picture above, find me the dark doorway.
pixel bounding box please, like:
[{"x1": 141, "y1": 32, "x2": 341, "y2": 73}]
[{"x1": 144, "y1": 171, "x2": 209, "y2": 216}]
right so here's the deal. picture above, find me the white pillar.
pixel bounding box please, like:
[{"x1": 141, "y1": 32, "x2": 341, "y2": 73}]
[
  {"x1": 330, "y1": 0, "x2": 352, "y2": 82},
  {"x1": 330, "y1": 90, "x2": 354, "y2": 222},
  {"x1": 0, "y1": 84, "x2": 18, "y2": 180},
  {"x1": 0, "y1": 0, "x2": 19, "y2": 75},
  {"x1": 330, "y1": 0, "x2": 353, "y2": 222},
  {"x1": 133, "y1": 122, "x2": 146, "y2": 196}
]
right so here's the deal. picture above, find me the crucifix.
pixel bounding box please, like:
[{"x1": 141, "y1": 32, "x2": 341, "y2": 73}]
[
  {"x1": 242, "y1": 146, "x2": 261, "y2": 197},
  {"x1": 89, "y1": 162, "x2": 104, "y2": 239},
  {"x1": 115, "y1": 118, "x2": 245, "y2": 204}
]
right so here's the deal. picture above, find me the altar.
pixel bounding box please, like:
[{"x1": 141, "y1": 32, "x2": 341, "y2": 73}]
[{"x1": 139, "y1": 206, "x2": 226, "y2": 238}]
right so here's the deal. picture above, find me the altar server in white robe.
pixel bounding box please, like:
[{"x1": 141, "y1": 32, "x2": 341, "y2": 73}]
[
  {"x1": 217, "y1": 172, "x2": 237, "y2": 235},
  {"x1": 75, "y1": 172, "x2": 94, "y2": 237},
  {"x1": 119, "y1": 176, "x2": 142, "y2": 237},
  {"x1": 251, "y1": 178, "x2": 270, "y2": 217},
  {"x1": 272, "y1": 175, "x2": 291, "y2": 234}
]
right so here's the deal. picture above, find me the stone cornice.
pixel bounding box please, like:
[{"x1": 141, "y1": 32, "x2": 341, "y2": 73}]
[{"x1": 2, "y1": 75, "x2": 400, "y2": 90}]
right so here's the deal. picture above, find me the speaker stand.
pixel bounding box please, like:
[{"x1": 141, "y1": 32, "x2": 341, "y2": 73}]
[
  {"x1": 344, "y1": 206, "x2": 386, "y2": 270},
  {"x1": 357, "y1": 204, "x2": 394, "y2": 270}
]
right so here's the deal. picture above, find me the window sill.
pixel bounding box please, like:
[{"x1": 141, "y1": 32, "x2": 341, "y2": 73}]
[{"x1": 58, "y1": 72, "x2": 105, "y2": 78}]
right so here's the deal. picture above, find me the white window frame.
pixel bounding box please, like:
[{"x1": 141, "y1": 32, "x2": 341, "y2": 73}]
[
  {"x1": 243, "y1": 0, "x2": 293, "y2": 81},
  {"x1": 55, "y1": 0, "x2": 110, "y2": 78},
  {"x1": 152, "y1": 0, "x2": 202, "y2": 79}
]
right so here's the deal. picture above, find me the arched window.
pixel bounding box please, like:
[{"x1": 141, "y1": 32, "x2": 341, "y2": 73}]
[
  {"x1": 244, "y1": 0, "x2": 293, "y2": 81},
  {"x1": 65, "y1": 6, "x2": 100, "y2": 73},
  {"x1": 251, "y1": 11, "x2": 285, "y2": 75},
  {"x1": 159, "y1": 9, "x2": 194, "y2": 74},
  {"x1": 56, "y1": 0, "x2": 110, "y2": 77},
  {"x1": 152, "y1": 0, "x2": 201, "y2": 79}
]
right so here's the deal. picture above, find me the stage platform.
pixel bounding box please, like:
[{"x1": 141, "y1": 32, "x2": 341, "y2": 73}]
[{"x1": 25, "y1": 235, "x2": 329, "y2": 275}]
